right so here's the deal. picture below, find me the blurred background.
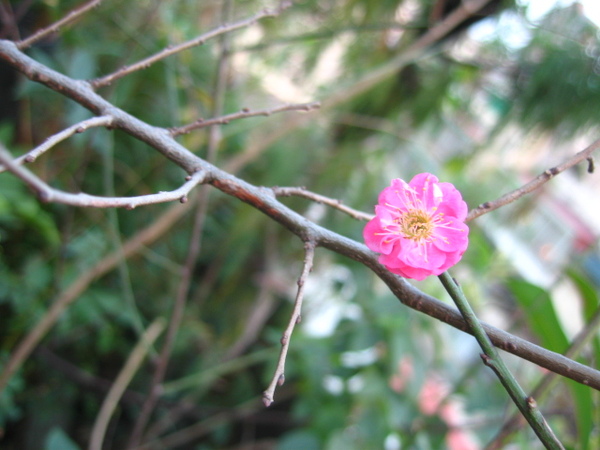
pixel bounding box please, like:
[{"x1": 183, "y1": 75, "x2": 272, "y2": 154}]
[{"x1": 1, "y1": 0, "x2": 599, "y2": 448}]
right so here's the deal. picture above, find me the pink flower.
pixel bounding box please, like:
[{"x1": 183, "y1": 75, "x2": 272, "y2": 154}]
[
  {"x1": 418, "y1": 375, "x2": 449, "y2": 415},
  {"x1": 363, "y1": 173, "x2": 469, "y2": 280}
]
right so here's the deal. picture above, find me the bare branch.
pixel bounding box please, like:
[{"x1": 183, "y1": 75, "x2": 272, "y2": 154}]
[
  {"x1": 170, "y1": 102, "x2": 321, "y2": 136},
  {"x1": 0, "y1": 143, "x2": 206, "y2": 208},
  {"x1": 467, "y1": 137, "x2": 600, "y2": 222},
  {"x1": 17, "y1": 0, "x2": 103, "y2": 50},
  {"x1": 263, "y1": 240, "x2": 316, "y2": 407},
  {"x1": 273, "y1": 186, "x2": 373, "y2": 221},
  {"x1": 211, "y1": 175, "x2": 600, "y2": 392},
  {"x1": 0, "y1": 115, "x2": 114, "y2": 173},
  {"x1": 1, "y1": 3, "x2": 599, "y2": 399},
  {"x1": 90, "y1": 3, "x2": 291, "y2": 89}
]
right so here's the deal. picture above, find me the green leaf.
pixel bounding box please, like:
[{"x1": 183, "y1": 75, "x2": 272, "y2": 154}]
[
  {"x1": 566, "y1": 379, "x2": 593, "y2": 450},
  {"x1": 506, "y1": 279, "x2": 569, "y2": 353},
  {"x1": 565, "y1": 270, "x2": 600, "y2": 447}
]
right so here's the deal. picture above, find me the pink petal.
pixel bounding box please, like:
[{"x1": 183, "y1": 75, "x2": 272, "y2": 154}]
[
  {"x1": 402, "y1": 244, "x2": 446, "y2": 270},
  {"x1": 409, "y1": 173, "x2": 442, "y2": 211},
  {"x1": 435, "y1": 183, "x2": 468, "y2": 220},
  {"x1": 431, "y1": 219, "x2": 469, "y2": 252},
  {"x1": 363, "y1": 218, "x2": 384, "y2": 253}
]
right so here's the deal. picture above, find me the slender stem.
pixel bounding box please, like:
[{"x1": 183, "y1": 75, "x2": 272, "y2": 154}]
[
  {"x1": 262, "y1": 240, "x2": 316, "y2": 406},
  {"x1": 170, "y1": 102, "x2": 320, "y2": 136},
  {"x1": 438, "y1": 271, "x2": 564, "y2": 449},
  {"x1": 273, "y1": 186, "x2": 373, "y2": 221},
  {"x1": 90, "y1": 3, "x2": 290, "y2": 89},
  {"x1": 0, "y1": 143, "x2": 207, "y2": 208},
  {"x1": 0, "y1": 116, "x2": 113, "y2": 173},
  {"x1": 466, "y1": 137, "x2": 600, "y2": 222},
  {"x1": 17, "y1": 0, "x2": 103, "y2": 49}
]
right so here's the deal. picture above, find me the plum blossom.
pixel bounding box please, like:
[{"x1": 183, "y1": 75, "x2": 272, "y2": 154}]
[{"x1": 363, "y1": 173, "x2": 469, "y2": 280}]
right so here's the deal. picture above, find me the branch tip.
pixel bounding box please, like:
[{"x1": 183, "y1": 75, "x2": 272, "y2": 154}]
[{"x1": 262, "y1": 394, "x2": 273, "y2": 408}]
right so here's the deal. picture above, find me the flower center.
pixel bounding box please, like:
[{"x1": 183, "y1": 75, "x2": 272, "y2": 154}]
[{"x1": 398, "y1": 209, "x2": 433, "y2": 241}]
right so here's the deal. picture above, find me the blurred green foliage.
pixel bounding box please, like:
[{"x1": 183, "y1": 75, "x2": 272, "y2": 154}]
[{"x1": 0, "y1": 0, "x2": 599, "y2": 449}]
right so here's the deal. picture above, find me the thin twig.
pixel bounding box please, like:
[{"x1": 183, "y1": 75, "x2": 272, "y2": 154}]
[
  {"x1": 273, "y1": 186, "x2": 373, "y2": 221},
  {"x1": 170, "y1": 102, "x2": 321, "y2": 136},
  {"x1": 89, "y1": 318, "x2": 165, "y2": 450},
  {"x1": 273, "y1": 136, "x2": 600, "y2": 224},
  {"x1": 17, "y1": 0, "x2": 103, "y2": 50},
  {"x1": 263, "y1": 240, "x2": 316, "y2": 407},
  {"x1": 0, "y1": 143, "x2": 206, "y2": 208},
  {"x1": 2, "y1": 4, "x2": 600, "y2": 398},
  {"x1": 90, "y1": 3, "x2": 290, "y2": 89},
  {"x1": 0, "y1": 115, "x2": 114, "y2": 173},
  {"x1": 467, "y1": 137, "x2": 600, "y2": 222},
  {"x1": 438, "y1": 272, "x2": 564, "y2": 449}
]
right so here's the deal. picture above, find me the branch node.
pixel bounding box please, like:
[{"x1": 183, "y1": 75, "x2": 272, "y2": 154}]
[
  {"x1": 587, "y1": 156, "x2": 595, "y2": 174},
  {"x1": 37, "y1": 190, "x2": 51, "y2": 202},
  {"x1": 526, "y1": 396, "x2": 537, "y2": 410}
]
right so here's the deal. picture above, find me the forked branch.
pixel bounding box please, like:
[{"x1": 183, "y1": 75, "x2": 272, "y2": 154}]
[
  {"x1": 0, "y1": 115, "x2": 114, "y2": 173},
  {"x1": 0, "y1": 144, "x2": 206, "y2": 208}
]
